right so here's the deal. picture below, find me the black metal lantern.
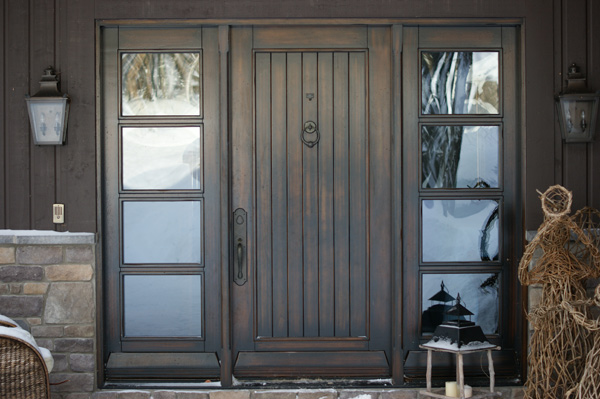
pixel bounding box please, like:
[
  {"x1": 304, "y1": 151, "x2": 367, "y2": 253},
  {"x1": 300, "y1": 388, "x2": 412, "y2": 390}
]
[
  {"x1": 556, "y1": 63, "x2": 600, "y2": 143},
  {"x1": 25, "y1": 67, "x2": 70, "y2": 145},
  {"x1": 426, "y1": 293, "x2": 489, "y2": 349}
]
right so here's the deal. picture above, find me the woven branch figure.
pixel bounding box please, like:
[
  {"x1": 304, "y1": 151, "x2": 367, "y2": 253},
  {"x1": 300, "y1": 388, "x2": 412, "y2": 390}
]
[
  {"x1": 562, "y1": 284, "x2": 600, "y2": 399},
  {"x1": 519, "y1": 185, "x2": 600, "y2": 399}
]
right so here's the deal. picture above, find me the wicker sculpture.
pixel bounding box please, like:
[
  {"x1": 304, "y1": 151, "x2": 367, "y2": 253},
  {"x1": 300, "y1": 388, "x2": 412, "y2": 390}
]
[
  {"x1": 562, "y1": 284, "x2": 600, "y2": 399},
  {"x1": 519, "y1": 185, "x2": 600, "y2": 399}
]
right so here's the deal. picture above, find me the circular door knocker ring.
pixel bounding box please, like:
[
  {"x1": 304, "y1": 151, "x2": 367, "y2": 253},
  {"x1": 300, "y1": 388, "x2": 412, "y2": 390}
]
[{"x1": 301, "y1": 120, "x2": 320, "y2": 148}]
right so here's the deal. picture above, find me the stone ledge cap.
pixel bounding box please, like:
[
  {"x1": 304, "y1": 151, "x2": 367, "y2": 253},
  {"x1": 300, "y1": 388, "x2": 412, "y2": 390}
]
[{"x1": 0, "y1": 230, "x2": 96, "y2": 245}]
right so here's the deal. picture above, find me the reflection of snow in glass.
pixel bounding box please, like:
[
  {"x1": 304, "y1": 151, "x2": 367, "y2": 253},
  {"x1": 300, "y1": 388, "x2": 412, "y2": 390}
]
[
  {"x1": 467, "y1": 52, "x2": 499, "y2": 114},
  {"x1": 124, "y1": 275, "x2": 202, "y2": 337},
  {"x1": 422, "y1": 199, "x2": 499, "y2": 262},
  {"x1": 123, "y1": 201, "x2": 202, "y2": 264},
  {"x1": 122, "y1": 127, "x2": 202, "y2": 190},
  {"x1": 422, "y1": 273, "x2": 499, "y2": 334},
  {"x1": 456, "y1": 126, "x2": 499, "y2": 188}
]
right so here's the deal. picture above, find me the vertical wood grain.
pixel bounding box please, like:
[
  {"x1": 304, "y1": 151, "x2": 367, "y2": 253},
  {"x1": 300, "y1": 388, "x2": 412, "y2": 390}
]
[
  {"x1": 348, "y1": 51, "x2": 367, "y2": 338},
  {"x1": 58, "y1": 0, "x2": 96, "y2": 232},
  {"x1": 205, "y1": 24, "x2": 223, "y2": 367},
  {"x1": 562, "y1": 0, "x2": 589, "y2": 211},
  {"x1": 302, "y1": 52, "x2": 319, "y2": 337},
  {"x1": 391, "y1": 23, "x2": 404, "y2": 384},
  {"x1": 318, "y1": 52, "x2": 335, "y2": 337},
  {"x1": 5, "y1": 0, "x2": 31, "y2": 228},
  {"x1": 30, "y1": 0, "x2": 57, "y2": 230},
  {"x1": 402, "y1": 26, "x2": 421, "y2": 347},
  {"x1": 368, "y1": 25, "x2": 392, "y2": 356},
  {"x1": 230, "y1": 26, "x2": 254, "y2": 351},
  {"x1": 333, "y1": 52, "x2": 351, "y2": 337},
  {"x1": 286, "y1": 52, "x2": 304, "y2": 337},
  {"x1": 0, "y1": 0, "x2": 5, "y2": 227},
  {"x1": 271, "y1": 52, "x2": 289, "y2": 338},
  {"x1": 255, "y1": 52, "x2": 273, "y2": 338},
  {"x1": 216, "y1": 24, "x2": 232, "y2": 386},
  {"x1": 590, "y1": 0, "x2": 600, "y2": 208}
]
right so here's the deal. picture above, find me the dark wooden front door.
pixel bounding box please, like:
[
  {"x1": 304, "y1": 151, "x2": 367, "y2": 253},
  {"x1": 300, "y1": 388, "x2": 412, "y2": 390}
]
[{"x1": 230, "y1": 26, "x2": 393, "y2": 378}]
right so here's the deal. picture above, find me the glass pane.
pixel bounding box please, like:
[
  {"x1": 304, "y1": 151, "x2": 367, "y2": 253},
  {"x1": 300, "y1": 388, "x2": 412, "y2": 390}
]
[
  {"x1": 122, "y1": 127, "x2": 202, "y2": 190},
  {"x1": 422, "y1": 125, "x2": 499, "y2": 189},
  {"x1": 422, "y1": 273, "x2": 499, "y2": 334},
  {"x1": 422, "y1": 199, "x2": 499, "y2": 262},
  {"x1": 422, "y1": 52, "x2": 499, "y2": 115},
  {"x1": 122, "y1": 52, "x2": 201, "y2": 116},
  {"x1": 123, "y1": 201, "x2": 202, "y2": 264},
  {"x1": 124, "y1": 274, "x2": 202, "y2": 337}
]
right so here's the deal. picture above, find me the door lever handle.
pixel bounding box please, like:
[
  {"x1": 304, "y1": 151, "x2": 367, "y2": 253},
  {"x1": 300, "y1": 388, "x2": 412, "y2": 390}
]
[
  {"x1": 237, "y1": 240, "x2": 244, "y2": 280},
  {"x1": 233, "y1": 208, "x2": 247, "y2": 286}
]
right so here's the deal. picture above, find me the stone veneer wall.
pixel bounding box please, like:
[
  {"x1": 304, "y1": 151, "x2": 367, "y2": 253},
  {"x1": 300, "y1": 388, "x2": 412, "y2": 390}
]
[
  {"x1": 0, "y1": 230, "x2": 525, "y2": 399},
  {"x1": 0, "y1": 230, "x2": 97, "y2": 398}
]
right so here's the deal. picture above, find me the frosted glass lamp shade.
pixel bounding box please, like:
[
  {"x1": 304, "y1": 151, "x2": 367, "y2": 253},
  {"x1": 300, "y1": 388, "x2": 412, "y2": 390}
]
[
  {"x1": 557, "y1": 92, "x2": 599, "y2": 143},
  {"x1": 25, "y1": 67, "x2": 70, "y2": 145}
]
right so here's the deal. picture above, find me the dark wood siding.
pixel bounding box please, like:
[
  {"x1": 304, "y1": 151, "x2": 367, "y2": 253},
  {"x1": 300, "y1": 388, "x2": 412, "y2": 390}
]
[{"x1": 0, "y1": 1, "x2": 599, "y2": 232}]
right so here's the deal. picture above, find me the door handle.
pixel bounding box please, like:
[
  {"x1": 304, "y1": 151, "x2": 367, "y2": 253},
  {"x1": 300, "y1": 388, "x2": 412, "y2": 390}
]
[
  {"x1": 237, "y1": 240, "x2": 244, "y2": 280},
  {"x1": 233, "y1": 208, "x2": 247, "y2": 286}
]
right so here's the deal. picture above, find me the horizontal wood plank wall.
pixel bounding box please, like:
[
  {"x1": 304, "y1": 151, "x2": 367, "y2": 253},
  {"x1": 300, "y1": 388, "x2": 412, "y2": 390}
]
[{"x1": 0, "y1": 0, "x2": 597, "y2": 232}]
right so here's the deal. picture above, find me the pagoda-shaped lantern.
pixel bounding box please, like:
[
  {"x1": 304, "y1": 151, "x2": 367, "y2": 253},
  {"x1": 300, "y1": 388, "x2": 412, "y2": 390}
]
[
  {"x1": 428, "y1": 293, "x2": 489, "y2": 349},
  {"x1": 420, "y1": 294, "x2": 500, "y2": 399}
]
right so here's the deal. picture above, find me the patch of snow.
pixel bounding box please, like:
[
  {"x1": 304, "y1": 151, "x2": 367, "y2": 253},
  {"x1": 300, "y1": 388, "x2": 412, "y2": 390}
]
[{"x1": 422, "y1": 337, "x2": 497, "y2": 352}]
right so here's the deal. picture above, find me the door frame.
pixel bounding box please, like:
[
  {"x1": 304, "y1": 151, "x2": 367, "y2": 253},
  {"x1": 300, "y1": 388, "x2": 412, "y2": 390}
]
[{"x1": 96, "y1": 19, "x2": 523, "y2": 388}]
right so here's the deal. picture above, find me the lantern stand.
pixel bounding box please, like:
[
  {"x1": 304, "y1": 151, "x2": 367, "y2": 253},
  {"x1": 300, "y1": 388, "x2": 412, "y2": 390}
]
[{"x1": 419, "y1": 294, "x2": 501, "y2": 399}]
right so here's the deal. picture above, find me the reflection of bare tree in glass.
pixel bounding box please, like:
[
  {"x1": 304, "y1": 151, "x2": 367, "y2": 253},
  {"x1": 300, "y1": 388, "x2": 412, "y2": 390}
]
[
  {"x1": 421, "y1": 52, "x2": 471, "y2": 189},
  {"x1": 422, "y1": 52, "x2": 473, "y2": 115},
  {"x1": 122, "y1": 53, "x2": 200, "y2": 112},
  {"x1": 422, "y1": 125, "x2": 463, "y2": 189}
]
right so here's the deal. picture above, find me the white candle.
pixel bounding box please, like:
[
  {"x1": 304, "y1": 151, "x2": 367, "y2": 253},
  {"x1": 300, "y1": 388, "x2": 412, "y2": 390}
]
[
  {"x1": 464, "y1": 384, "x2": 473, "y2": 398},
  {"x1": 445, "y1": 381, "x2": 459, "y2": 397}
]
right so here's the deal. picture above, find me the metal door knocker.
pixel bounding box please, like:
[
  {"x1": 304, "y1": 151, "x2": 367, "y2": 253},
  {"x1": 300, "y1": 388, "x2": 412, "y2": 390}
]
[{"x1": 301, "y1": 120, "x2": 320, "y2": 148}]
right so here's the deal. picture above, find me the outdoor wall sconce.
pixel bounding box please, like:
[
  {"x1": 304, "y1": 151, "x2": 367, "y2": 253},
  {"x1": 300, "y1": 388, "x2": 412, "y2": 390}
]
[
  {"x1": 556, "y1": 63, "x2": 600, "y2": 143},
  {"x1": 25, "y1": 67, "x2": 70, "y2": 145}
]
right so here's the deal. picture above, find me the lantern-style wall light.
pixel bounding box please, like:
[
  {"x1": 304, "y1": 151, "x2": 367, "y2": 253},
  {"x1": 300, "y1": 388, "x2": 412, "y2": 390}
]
[
  {"x1": 25, "y1": 67, "x2": 70, "y2": 145},
  {"x1": 556, "y1": 63, "x2": 600, "y2": 143}
]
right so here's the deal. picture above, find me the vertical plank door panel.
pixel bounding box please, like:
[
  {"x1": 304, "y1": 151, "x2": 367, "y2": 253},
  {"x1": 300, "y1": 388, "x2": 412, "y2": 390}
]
[
  {"x1": 349, "y1": 51, "x2": 368, "y2": 338},
  {"x1": 271, "y1": 52, "x2": 289, "y2": 338},
  {"x1": 318, "y1": 52, "x2": 336, "y2": 337},
  {"x1": 255, "y1": 52, "x2": 273, "y2": 338},
  {"x1": 286, "y1": 52, "x2": 304, "y2": 338},
  {"x1": 333, "y1": 52, "x2": 351, "y2": 337},
  {"x1": 302, "y1": 52, "x2": 320, "y2": 337}
]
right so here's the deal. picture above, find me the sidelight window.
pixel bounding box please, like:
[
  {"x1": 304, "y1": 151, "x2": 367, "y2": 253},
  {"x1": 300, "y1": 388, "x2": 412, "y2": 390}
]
[{"x1": 402, "y1": 26, "x2": 522, "y2": 382}]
